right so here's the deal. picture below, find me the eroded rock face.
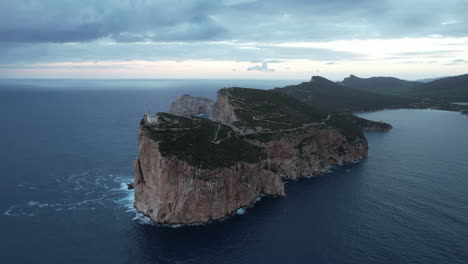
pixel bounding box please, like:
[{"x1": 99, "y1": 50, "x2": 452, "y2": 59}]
[
  {"x1": 212, "y1": 89, "x2": 368, "y2": 180},
  {"x1": 249, "y1": 128, "x2": 368, "y2": 180},
  {"x1": 133, "y1": 113, "x2": 284, "y2": 224},
  {"x1": 212, "y1": 92, "x2": 238, "y2": 125},
  {"x1": 168, "y1": 94, "x2": 214, "y2": 117}
]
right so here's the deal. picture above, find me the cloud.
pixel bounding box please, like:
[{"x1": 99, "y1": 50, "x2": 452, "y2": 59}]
[
  {"x1": 0, "y1": 41, "x2": 362, "y2": 64},
  {"x1": 1, "y1": 0, "x2": 468, "y2": 44},
  {"x1": 403, "y1": 61, "x2": 438, "y2": 64},
  {"x1": 0, "y1": 0, "x2": 226, "y2": 43},
  {"x1": 1, "y1": 0, "x2": 468, "y2": 80},
  {"x1": 263, "y1": 60, "x2": 285, "y2": 63},
  {"x1": 247, "y1": 61, "x2": 275, "y2": 72},
  {"x1": 441, "y1": 20, "x2": 457, "y2": 26},
  {"x1": 396, "y1": 50, "x2": 460, "y2": 58}
]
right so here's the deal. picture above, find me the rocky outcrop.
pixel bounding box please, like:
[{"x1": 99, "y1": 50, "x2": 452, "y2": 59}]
[
  {"x1": 246, "y1": 128, "x2": 368, "y2": 180},
  {"x1": 212, "y1": 92, "x2": 238, "y2": 125},
  {"x1": 213, "y1": 88, "x2": 368, "y2": 180},
  {"x1": 133, "y1": 113, "x2": 284, "y2": 224},
  {"x1": 133, "y1": 87, "x2": 383, "y2": 224},
  {"x1": 168, "y1": 94, "x2": 214, "y2": 117}
]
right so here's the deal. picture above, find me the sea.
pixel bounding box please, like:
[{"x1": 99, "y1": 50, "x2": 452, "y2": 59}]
[{"x1": 0, "y1": 79, "x2": 467, "y2": 264}]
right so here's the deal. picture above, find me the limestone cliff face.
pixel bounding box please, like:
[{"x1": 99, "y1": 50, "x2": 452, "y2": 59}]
[
  {"x1": 133, "y1": 114, "x2": 284, "y2": 224},
  {"x1": 212, "y1": 89, "x2": 368, "y2": 180},
  {"x1": 251, "y1": 128, "x2": 368, "y2": 180},
  {"x1": 168, "y1": 94, "x2": 214, "y2": 117},
  {"x1": 212, "y1": 92, "x2": 238, "y2": 125}
]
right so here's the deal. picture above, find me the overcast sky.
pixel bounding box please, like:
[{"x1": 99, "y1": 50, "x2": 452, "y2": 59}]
[{"x1": 1, "y1": 0, "x2": 467, "y2": 80}]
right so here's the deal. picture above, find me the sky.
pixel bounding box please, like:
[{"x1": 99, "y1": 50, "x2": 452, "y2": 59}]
[{"x1": 0, "y1": 0, "x2": 467, "y2": 80}]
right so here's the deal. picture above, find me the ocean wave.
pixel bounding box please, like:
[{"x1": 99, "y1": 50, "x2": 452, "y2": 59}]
[
  {"x1": 4, "y1": 167, "x2": 273, "y2": 227},
  {"x1": 3, "y1": 168, "x2": 134, "y2": 218},
  {"x1": 134, "y1": 194, "x2": 268, "y2": 228}
]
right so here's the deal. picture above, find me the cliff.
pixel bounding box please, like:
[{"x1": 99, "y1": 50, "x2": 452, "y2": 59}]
[
  {"x1": 133, "y1": 87, "x2": 381, "y2": 224},
  {"x1": 134, "y1": 113, "x2": 284, "y2": 224},
  {"x1": 213, "y1": 88, "x2": 369, "y2": 179},
  {"x1": 168, "y1": 94, "x2": 214, "y2": 117}
]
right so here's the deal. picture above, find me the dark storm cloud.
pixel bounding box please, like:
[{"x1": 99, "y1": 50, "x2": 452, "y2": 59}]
[
  {"x1": 1, "y1": 0, "x2": 467, "y2": 44},
  {"x1": 0, "y1": 0, "x2": 226, "y2": 43}
]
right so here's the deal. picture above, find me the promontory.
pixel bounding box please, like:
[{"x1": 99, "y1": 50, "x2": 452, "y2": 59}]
[{"x1": 133, "y1": 86, "x2": 390, "y2": 224}]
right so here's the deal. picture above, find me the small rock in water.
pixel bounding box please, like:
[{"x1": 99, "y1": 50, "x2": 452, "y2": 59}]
[{"x1": 127, "y1": 183, "x2": 134, "y2": 190}]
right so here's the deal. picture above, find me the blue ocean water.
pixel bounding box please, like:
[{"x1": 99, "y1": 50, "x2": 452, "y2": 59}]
[{"x1": 0, "y1": 80, "x2": 467, "y2": 264}]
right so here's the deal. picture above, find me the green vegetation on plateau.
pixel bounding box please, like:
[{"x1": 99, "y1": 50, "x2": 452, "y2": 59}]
[
  {"x1": 221, "y1": 87, "x2": 365, "y2": 142},
  {"x1": 325, "y1": 115, "x2": 364, "y2": 141},
  {"x1": 221, "y1": 87, "x2": 326, "y2": 130},
  {"x1": 141, "y1": 113, "x2": 264, "y2": 169}
]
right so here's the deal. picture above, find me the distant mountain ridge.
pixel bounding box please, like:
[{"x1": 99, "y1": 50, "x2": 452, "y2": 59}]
[
  {"x1": 410, "y1": 73, "x2": 468, "y2": 101},
  {"x1": 338, "y1": 73, "x2": 468, "y2": 102},
  {"x1": 274, "y1": 76, "x2": 415, "y2": 113},
  {"x1": 340, "y1": 74, "x2": 421, "y2": 96}
]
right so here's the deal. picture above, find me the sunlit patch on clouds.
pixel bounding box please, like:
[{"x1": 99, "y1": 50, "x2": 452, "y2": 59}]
[{"x1": 441, "y1": 20, "x2": 457, "y2": 25}]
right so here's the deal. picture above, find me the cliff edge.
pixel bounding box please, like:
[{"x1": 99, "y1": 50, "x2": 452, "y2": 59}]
[{"x1": 134, "y1": 113, "x2": 284, "y2": 224}]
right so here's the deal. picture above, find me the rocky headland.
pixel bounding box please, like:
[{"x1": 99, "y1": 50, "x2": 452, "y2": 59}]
[
  {"x1": 133, "y1": 86, "x2": 391, "y2": 224},
  {"x1": 168, "y1": 94, "x2": 214, "y2": 117}
]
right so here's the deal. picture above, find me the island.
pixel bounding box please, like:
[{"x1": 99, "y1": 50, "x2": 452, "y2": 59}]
[{"x1": 133, "y1": 87, "x2": 390, "y2": 224}]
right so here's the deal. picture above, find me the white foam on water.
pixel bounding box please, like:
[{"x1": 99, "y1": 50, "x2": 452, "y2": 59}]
[
  {"x1": 5, "y1": 168, "x2": 135, "y2": 218},
  {"x1": 131, "y1": 193, "x2": 269, "y2": 228},
  {"x1": 5, "y1": 167, "x2": 274, "y2": 227},
  {"x1": 132, "y1": 212, "x2": 154, "y2": 225},
  {"x1": 27, "y1": 201, "x2": 39, "y2": 206},
  {"x1": 236, "y1": 208, "x2": 246, "y2": 215},
  {"x1": 3, "y1": 206, "x2": 35, "y2": 217}
]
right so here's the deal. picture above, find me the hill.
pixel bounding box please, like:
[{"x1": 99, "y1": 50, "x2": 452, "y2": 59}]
[
  {"x1": 410, "y1": 74, "x2": 468, "y2": 101},
  {"x1": 274, "y1": 76, "x2": 415, "y2": 113},
  {"x1": 340, "y1": 74, "x2": 421, "y2": 96},
  {"x1": 340, "y1": 73, "x2": 468, "y2": 102}
]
